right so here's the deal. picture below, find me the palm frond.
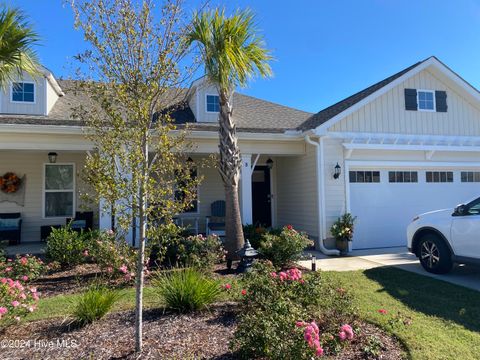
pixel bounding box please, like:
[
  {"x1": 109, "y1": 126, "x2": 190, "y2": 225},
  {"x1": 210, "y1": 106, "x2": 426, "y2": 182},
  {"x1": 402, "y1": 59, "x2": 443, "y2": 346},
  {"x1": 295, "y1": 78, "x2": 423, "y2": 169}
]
[{"x1": 0, "y1": 5, "x2": 40, "y2": 87}]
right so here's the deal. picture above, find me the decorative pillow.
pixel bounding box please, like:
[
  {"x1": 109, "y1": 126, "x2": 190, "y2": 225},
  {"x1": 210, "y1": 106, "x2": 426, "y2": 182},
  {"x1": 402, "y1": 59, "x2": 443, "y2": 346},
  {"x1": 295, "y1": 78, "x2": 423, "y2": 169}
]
[
  {"x1": 0, "y1": 218, "x2": 21, "y2": 231},
  {"x1": 71, "y1": 220, "x2": 87, "y2": 230}
]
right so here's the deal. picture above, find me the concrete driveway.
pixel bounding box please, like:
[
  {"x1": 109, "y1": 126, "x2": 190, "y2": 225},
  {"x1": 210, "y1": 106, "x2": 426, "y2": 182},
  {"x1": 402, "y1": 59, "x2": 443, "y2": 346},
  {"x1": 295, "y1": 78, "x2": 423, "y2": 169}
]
[{"x1": 300, "y1": 247, "x2": 480, "y2": 292}]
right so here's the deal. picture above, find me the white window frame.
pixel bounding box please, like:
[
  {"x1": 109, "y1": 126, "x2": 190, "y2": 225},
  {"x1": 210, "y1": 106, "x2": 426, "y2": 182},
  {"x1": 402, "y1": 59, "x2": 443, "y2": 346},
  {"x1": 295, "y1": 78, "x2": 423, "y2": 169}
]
[
  {"x1": 417, "y1": 89, "x2": 435, "y2": 112},
  {"x1": 205, "y1": 94, "x2": 220, "y2": 113},
  {"x1": 42, "y1": 163, "x2": 76, "y2": 219},
  {"x1": 10, "y1": 81, "x2": 36, "y2": 104}
]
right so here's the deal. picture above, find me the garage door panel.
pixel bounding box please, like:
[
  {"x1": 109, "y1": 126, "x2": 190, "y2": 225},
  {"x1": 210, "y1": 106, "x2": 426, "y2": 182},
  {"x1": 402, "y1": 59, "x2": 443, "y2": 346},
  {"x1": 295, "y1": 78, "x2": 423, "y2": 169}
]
[{"x1": 349, "y1": 168, "x2": 480, "y2": 250}]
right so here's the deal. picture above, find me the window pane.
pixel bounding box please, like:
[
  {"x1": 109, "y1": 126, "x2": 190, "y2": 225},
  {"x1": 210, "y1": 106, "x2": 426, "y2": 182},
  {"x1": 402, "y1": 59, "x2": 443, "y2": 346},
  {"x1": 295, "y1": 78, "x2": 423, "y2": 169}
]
[
  {"x1": 433, "y1": 172, "x2": 440, "y2": 182},
  {"x1": 475, "y1": 172, "x2": 480, "y2": 182},
  {"x1": 440, "y1": 172, "x2": 446, "y2": 182},
  {"x1": 426, "y1": 172, "x2": 432, "y2": 182},
  {"x1": 45, "y1": 192, "x2": 73, "y2": 217},
  {"x1": 23, "y1": 92, "x2": 34, "y2": 102},
  {"x1": 397, "y1": 172, "x2": 404, "y2": 182},
  {"x1": 12, "y1": 92, "x2": 23, "y2": 101},
  {"x1": 349, "y1": 171, "x2": 356, "y2": 183},
  {"x1": 372, "y1": 171, "x2": 380, "y2": 182},
  {"x1": 45, "y1": 165, "x2": 74, "y2": 190},
  {"x1": 461, "y1": 172, "x2": 468, "y2": 182},
  {"x1": 425, "y1": 92, "x2": 433, "y2": 100},
  {"x1": 389, "y1": 172, "x2": 395, "y2": 182},
  {"x1": 23, "y1": 83, "x2": 34, "y2": 93},
  {"x1": 447, "y1": 172, "x2": 453, "y2": 182},
  {"x1": 356, "y1": 171, "x2": 364, "y2": 182},
  {"x1": 404, "y1": 172, "x2": 411, "y2": 182},
  {"x1": 206, "y1": 95, "x2": 219, "y2": 112},
  {"x1": 364, "y1": 171, "x2": 372, "y2": 183},
  {"x1": 419, "y1": 92, "x2": 425, "y2": 100},
  {"x1": 411, "y1": 172, "x2": 418, "y2": 182}
]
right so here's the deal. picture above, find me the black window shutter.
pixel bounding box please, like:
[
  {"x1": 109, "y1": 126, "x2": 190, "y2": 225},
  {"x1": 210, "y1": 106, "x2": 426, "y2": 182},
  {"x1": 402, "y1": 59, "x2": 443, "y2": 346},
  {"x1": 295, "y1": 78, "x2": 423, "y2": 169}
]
[
  {"x1": 404, "y1": 88, "x2": 417, "y2": 110},
  {"x1": 435, "y1": 91, "x2": 447, "y2": 112}
]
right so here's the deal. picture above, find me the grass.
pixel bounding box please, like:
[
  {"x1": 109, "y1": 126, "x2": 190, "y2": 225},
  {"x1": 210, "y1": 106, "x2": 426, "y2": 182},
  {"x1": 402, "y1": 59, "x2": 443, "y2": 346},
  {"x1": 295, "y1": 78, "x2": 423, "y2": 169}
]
[
  {"x1": 22, "y1": 267, "x2": 480, "y2": 359},
  {"x1": 324, "y1": 267, "x2": 480, "y2": 360}
]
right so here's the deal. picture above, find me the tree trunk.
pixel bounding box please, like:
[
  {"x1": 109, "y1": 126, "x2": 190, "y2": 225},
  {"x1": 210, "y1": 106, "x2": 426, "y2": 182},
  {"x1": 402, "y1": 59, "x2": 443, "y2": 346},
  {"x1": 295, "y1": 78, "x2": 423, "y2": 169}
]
[
  {"x1": 218, "y1": 90, "x2": 244, "y2": 261},
  {"x1": 134, "y1": 140, "x2": 148, "y2": 354}
]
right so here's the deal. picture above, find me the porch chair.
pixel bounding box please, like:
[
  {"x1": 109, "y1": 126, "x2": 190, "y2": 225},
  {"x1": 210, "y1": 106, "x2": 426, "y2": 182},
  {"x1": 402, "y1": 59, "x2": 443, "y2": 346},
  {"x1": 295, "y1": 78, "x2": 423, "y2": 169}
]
[
  {"x1": 205, "y1": 200, "x2": 226, "y2": 238},
  {"x1": 0, "y1": 213, "x2": 22, "y2": 245},
  {"x1": 66, "y1": 211, "x2": 94, "y2": 232}
]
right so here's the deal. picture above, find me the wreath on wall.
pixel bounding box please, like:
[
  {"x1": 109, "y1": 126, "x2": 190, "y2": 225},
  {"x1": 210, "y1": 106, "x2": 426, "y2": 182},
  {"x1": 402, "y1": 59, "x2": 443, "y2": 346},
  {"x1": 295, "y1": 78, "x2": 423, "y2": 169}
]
[{"x1": 0, "y1": 172, "x2": 22, "y2": 194}]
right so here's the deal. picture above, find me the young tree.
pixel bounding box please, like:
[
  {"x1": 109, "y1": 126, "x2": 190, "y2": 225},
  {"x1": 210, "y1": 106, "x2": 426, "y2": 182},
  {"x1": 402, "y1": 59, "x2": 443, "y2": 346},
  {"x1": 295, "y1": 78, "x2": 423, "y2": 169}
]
[
  {"x1": 187, "y1": 8, "x2": 272, "y2": 265},
  {"x1": 70, "y1": 0, "x2": 199, "y2": 353},
  {"x1": 0, "y1": 5, "x2": 39, "y2": 86}
]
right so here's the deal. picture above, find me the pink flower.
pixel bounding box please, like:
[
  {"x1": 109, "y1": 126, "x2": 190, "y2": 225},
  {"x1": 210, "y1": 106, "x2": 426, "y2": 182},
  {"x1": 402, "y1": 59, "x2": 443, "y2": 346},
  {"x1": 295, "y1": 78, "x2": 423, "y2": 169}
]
[
  {"x1": 315, "y1": 346, "x2": 324, "y2": 357},
  {"x1": 270, "y1": 272, "x2": 277, "y2": 278},
  {"x1": 119, "y1": 265, "x2": 128, "y2": 274},
  {"x1": 340, "y1": 324, "x2": 354, "y2": 340},
  {"x1": 296, "y1": 321, "x2": 306, "y2": 327},
  {"x1": 19, "y1": 293, "x2": 26, "y2": 300},
  {"x1": 378, "y1": 309, "x2": 388, "y2": 314},
  {"x1": 0, "y1": 278, "x2": 7, "y2": 284},
  {"x1": 11, "y1": 301, "x2": 20, "y2": 307},
  {"x1": 21, "y1": 275, "x2": 28, "y2": 282},
  {"x1": 0, "y1": 307, "x2": 7, "y2": 315},
  {"x1": 28, "y1": 305, "x2": 36, "y2": 312},
  {"x1": 338, "y1": 331, "x2": 347, "y2": 341},
  {"x1": 83, "y1": 250, "x2": 89, "y2": 257},
  {"x1": 286, "y1": 224, "x2": 293, "y2": 230},
  {"x1": 241, "y1": 289, "x2": 247, "y2": 296},
  {"x1": 7, "y1": 258, "x2": 12, "y2": 262},
  {"x1": 20, "y1": 257, "x2": 28, "y2": 265},
  {"x1": 5, "y1": 267, "x2": 12, "y2": 272},
  {"x1": 279, "y1": 272, "x2": 288, "y2": 281},
  {"x1": 224, "y1": 283, "x2": 232, "y2": 290},
  {"x1": 124, "y1": 273, "x2": 132, "y2": 282},
  {"x1": 32, "y1": 293, "x2": 39, "y2": 301}
]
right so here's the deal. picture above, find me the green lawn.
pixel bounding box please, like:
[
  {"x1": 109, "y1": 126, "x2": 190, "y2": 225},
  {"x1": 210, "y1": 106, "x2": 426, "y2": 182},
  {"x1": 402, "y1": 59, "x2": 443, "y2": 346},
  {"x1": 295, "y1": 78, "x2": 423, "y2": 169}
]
[
  {"x1": 324, "y1": 268, "x2": 480, "y2": 360},
  {"x1": 24, "y1": 268, "x2": 480, "y2": 359}
]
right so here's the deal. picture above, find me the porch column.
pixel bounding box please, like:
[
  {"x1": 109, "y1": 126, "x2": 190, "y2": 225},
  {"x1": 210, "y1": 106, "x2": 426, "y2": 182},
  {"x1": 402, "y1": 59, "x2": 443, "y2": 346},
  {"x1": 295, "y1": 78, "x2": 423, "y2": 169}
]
[{"x1": 240, "y1": 153, "x2": 253, "y2": 225}]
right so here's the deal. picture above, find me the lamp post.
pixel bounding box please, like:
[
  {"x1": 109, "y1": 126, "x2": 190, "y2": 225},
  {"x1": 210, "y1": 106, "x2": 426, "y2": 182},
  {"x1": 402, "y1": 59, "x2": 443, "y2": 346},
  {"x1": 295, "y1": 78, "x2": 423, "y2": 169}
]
[{"x1": 237, "y1": 240, "x2": 258, "y2": 273}]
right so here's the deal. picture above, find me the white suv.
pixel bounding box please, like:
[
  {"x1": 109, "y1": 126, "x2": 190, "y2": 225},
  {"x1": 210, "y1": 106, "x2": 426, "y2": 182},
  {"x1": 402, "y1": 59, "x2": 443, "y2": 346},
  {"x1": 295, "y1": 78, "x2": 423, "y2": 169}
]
[{"x1": 407, "y1": 196, "x2": 480, "y2": 274}]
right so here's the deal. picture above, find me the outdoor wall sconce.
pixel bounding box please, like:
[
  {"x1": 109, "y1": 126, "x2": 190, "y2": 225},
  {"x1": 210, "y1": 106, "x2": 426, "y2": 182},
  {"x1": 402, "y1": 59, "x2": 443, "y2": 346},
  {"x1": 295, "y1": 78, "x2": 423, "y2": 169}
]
[
  {"x1": 333, "y1": 162, "x2": 341, "y2": 179},
  {"x1": 266, "y1": 158, "x2": 274, "y2": 169},
  {"x1": 48, "y1": 152, "x2": 58, "y2": 164}
]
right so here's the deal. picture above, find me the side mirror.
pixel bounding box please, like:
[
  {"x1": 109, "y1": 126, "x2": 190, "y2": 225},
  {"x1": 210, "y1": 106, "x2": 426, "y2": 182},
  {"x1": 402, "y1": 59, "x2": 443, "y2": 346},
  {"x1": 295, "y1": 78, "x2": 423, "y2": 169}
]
[{"x1": 453, "y1": 204, "x2": 467, "y2": 216}]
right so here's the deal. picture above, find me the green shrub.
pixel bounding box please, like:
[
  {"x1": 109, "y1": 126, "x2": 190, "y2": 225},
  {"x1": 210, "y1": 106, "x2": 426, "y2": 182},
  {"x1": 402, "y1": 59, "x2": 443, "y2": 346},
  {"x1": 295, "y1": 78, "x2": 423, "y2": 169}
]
[
  {"x1": 153, "y1": 267, "x2": 221, "y2": 312},
  {"x1": 72, "y1": 285, "x2": 120, "y2": 326},
  {"x1": 258, "y1": 225, "x2": 313, "y2": 268},
  {"x1": 0, "y1": 254, "x2": 45, "y2": 282},
  {"x1": 231, "y1": 262, "x2": 356, "y2": 359},
  {"x1": 88, "y1": 230, "x2": 137, "y2": 280},
  {"x1": 46, "y1": 226, "x2": 88, "y2": 268}
]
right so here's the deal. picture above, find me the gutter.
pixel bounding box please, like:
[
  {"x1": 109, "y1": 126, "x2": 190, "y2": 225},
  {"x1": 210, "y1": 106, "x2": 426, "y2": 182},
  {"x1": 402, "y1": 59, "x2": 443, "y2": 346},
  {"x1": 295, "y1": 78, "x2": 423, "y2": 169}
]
[{"x1": 305, "y1": 134, "x2": 340, "y2": 256}]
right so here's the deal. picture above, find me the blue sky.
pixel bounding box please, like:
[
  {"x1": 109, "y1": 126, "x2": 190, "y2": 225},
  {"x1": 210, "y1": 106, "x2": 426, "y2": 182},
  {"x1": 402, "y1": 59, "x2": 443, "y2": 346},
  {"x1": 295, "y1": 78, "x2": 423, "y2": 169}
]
[{"x1": 9, "y1": 0, "x2": 480, "y2": 113}]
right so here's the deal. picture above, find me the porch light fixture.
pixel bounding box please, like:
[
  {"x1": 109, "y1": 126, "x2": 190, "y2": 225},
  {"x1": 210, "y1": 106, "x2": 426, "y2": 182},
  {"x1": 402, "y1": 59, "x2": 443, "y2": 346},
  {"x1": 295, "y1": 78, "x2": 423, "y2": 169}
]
[
  {"x1": 48, "y1": 152, "x2": 58, "y2": 164},
  {"x1": 333, "y1": 163, "x2": 341, "y2": 179},
  {"x1": 266, "y1": 158, "x2": 274, "y2": 170}
]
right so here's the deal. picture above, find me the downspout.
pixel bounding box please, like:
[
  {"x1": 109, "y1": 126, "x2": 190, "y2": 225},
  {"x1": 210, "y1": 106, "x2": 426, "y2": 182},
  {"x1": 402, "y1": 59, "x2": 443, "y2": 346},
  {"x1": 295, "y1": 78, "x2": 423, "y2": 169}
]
[{"x1": 305, "y1": 134, "x2": 340, "y2": 256}]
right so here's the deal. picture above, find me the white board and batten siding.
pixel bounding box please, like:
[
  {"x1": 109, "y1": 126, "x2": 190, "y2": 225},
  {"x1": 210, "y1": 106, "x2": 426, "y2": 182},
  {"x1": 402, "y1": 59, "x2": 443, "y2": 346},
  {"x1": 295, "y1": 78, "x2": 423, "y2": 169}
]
[
  {"x1": 276, "y1": 144, "x2": 319, "y2": 238},
  {"x1": 330, "y1": 69, "x2": 480, "y2": 136},
  {"x1": 322, "y1": 67, "x2": 480, "y2": 249}
]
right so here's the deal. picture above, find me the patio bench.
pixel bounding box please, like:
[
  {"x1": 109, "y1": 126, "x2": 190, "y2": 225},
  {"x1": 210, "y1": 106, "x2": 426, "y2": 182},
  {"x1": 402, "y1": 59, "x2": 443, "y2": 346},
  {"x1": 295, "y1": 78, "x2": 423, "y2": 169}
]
[{"x1": 0, "y1": 213, "x2": 22, "y2": 245}]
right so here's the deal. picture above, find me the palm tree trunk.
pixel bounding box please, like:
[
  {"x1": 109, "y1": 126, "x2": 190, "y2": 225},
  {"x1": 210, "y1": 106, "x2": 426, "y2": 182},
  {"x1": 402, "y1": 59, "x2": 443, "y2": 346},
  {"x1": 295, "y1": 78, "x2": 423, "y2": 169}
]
[{"x1": 218, "y1": 91, "x2": 244, "y2": 262}]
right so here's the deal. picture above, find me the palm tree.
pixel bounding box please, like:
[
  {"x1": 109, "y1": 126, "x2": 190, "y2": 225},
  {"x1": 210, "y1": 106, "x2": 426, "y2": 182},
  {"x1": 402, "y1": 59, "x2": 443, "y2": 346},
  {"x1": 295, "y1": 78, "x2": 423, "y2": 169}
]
[
  {"x1": 0, "y1": 6, "x2": 39, "y2": 86},
  {"x1": 187, "y1": 8, "x2": 272, "y2": 265}
]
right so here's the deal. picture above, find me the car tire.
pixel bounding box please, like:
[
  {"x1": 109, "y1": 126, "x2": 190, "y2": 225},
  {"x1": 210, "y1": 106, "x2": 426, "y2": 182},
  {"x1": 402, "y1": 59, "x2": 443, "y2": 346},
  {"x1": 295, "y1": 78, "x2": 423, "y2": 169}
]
[{"x1": 418, "y1": 234, "x2": 453, "y2": 274}]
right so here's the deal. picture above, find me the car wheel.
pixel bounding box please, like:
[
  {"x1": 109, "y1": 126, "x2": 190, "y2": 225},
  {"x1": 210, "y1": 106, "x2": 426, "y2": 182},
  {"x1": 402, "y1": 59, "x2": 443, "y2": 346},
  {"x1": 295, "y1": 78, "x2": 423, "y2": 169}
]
[{"x1": 418, "y1": 234, "x2": 453, "y2": 274}]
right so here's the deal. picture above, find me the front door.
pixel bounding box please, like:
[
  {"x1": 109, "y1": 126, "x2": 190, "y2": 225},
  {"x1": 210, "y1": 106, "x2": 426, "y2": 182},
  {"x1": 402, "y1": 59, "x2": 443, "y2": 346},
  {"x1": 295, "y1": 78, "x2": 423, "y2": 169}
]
[{"x1": 252, "y1": 166, "x2": 271, "y2": 227}]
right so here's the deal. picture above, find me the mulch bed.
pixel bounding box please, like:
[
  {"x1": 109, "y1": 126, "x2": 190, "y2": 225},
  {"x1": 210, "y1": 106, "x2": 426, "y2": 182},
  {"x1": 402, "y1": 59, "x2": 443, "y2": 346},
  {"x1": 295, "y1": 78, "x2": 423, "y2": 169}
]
[{"x1": 1, "y1": 302, "x2": 404, "y2": 360}]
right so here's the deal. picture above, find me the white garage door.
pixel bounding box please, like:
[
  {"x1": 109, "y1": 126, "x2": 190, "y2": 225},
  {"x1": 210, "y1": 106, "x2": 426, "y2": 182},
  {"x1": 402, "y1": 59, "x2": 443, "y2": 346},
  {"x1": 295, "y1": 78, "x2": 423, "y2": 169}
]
[{"x1": 349, "y1": 168, "x2": 480, "y2": 249}]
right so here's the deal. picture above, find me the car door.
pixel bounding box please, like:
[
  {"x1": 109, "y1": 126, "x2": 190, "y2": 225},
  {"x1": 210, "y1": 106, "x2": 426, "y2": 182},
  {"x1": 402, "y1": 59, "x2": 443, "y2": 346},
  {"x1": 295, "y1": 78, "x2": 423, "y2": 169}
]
[{"x1": 450, "y1": 197, "x2": 480, "y2": 258}]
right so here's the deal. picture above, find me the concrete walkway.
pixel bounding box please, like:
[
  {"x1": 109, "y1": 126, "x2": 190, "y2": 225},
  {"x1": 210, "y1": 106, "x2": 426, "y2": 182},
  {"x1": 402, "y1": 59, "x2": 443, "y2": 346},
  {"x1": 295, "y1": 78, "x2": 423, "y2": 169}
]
[{"x1": 300, "y1": 247, "x2": 480, "y2": 292}]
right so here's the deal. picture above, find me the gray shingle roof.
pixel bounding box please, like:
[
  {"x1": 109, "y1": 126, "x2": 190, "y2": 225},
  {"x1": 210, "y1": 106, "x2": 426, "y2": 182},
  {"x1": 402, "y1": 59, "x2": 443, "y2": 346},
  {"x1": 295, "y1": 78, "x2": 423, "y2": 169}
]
[
  {"x1": 0, "y1": 79, "x2": 312, "y2": 132},
  {"x1": 297, "y1": 59, "x2": 425, "y2": 131}
]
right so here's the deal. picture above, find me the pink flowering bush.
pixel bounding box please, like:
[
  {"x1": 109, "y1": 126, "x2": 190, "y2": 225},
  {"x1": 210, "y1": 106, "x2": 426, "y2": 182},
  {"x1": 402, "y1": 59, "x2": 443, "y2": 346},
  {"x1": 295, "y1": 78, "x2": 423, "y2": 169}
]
[
  {"x1": 0, "y1": 277, "x2": 39, "y2": 327},
  {"x1": 0, "y1": 255, "x2": 45, "y2": 282},
  {"x1": 258, "y1": 225, "x2": 313, "y2": 268},
  {"x1": 232, "y1": 261, "x2": 356, "y2": 359},
  {"x1": 88, "y1": 230, "x2": 137, "y2": 282}
]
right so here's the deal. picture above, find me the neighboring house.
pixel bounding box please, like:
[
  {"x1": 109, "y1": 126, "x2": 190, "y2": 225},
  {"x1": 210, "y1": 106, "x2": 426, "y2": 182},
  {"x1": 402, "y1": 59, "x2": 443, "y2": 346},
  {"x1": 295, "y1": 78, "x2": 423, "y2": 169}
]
[{"x1": 1, "y1": 56, "x2": 480, "y2": 253}]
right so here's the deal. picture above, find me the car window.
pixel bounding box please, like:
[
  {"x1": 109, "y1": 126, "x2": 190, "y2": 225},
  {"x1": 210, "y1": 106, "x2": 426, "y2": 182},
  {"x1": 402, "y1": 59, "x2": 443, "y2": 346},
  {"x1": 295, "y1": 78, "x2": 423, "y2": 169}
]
[{"x1": 467, "y1": 198, "x2": 480, "y2": 215}]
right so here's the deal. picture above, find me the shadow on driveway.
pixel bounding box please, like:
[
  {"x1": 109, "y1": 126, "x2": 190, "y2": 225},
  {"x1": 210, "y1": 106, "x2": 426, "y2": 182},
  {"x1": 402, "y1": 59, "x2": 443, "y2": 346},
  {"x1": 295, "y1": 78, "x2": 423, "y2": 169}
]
[{"x1": 363, "y1": 267, "x2": 480, "y2": 333}]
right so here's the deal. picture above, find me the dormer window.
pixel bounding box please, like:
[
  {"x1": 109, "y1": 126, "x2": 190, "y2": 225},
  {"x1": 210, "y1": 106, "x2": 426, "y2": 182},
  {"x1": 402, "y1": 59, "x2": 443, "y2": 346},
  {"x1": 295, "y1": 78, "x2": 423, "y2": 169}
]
[
  {"x1": 11, "y1": 82, "x2": 35, "y2": 103},
  {"x1": 206, "y1": 94, "x2": 220, "y2": 112},
  {"x1": 417, "y1": 90, "x2": 435, "y2": 111}
]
